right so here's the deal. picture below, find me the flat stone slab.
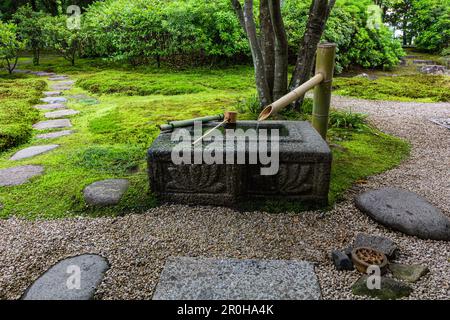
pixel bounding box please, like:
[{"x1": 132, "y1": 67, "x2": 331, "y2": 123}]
[
  {"x1": 429, "y1": 118, "x2": 450, "y2": 130},
  {"x1": 0, "y1": 165, "x2": 44, "y2": 186},
  {"x1": 389, "y1": 263, "x2": 429, "y2": 283},
  {"x1": 32, "y1": 71, "x2": 56, "y2": 77},
  {"x1": 36, "y1": 130, "x2": 74, "y2": 139},
  {"x1": 34, "y1": 103, "x2": 66, "y2": 110},
  {"x1": 40, "y1": 97, "x2": 67, "y2": 104},
  {"x1": 83, "y1": 179, "x2": 129, "y2": 206},
  {"x1": 33, "y1": 119, "x2": 72, "y2": 130},
  {"x1": 10, "y1": 145, "x2": 59, "y2": 161},
  {"x1": 50, "y1": 85, "x2": 72, "y2": 91},
  {"x1": 153, "y1": 257, "x2": 322, "y2": 300},
  {"x1": 356, "y1": 188, "x2": 450, "y2": 241},
  {"x1": 45, "y1": 109, "x2": 79, "y2": 119},
  {"x1": 43, "y1": 91, "x2": 62, "y2": 97},
  {"x1": 352, "y1": 275, "x2": 413, "y2": 300},
  {"x1": 48, "y1": 75, "x2": 69, "y2": 81},
  {"x1": 22, "y1": 254, "x2": 109, "y2": 300}
]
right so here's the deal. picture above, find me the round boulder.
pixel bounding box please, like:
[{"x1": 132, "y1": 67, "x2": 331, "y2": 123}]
[{"x1": 355, "y1": 188, "x2": 450, "y2": 241}]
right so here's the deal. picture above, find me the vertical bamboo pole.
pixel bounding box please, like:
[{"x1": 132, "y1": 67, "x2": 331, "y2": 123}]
[{"x1": 312, "y1": 43, "x2": 336, "y2": 140}]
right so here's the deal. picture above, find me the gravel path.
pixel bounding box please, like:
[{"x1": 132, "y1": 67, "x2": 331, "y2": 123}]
[{"x1": 0, "y1": 95, "x2": 449, "y2": 300}]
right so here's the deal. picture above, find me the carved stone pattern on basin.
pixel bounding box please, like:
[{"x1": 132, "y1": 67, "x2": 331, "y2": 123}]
[{"x1": 163, "y1": 163, "x2": 226, "y2": 193}]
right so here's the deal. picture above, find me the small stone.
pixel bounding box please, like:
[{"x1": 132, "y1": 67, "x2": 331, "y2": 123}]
[
  {"x1": 44, "y1": 109, "x2": 79, "y2": 119},
  {"x1": 22, "y1": 254, "x2": 109, "y2": 300},
  {"x1": 83, "y1": 179, "x2": 130, "y2": 206},
  {"x1": 0, "y1": 165, "x2": 44, "y2": 186},
  {"x1": 40, "y1": 97, "x2": 67, "y2": 104},
  {"x1": 43, "y1": 91, "x2": 62, "y2": 97},
  {"x1": 33, "y1": 119, "x2": 72, "y2": 130},
  {"x1": 389, "y1": 263, "x2": 429, "y2": 283},
  {"x1": 353, "y1": 233, "x2": 398, "y2": 259},
  {"x1": 153, "y1": 257, "x2": 322, "y2": 300},
  {"x1": 34, "y1": 103, "x2": 66, "y2": 110},
  {"x1": 331, "y1": 250, "x2": 354, "y2": 271},
  {"x1": 419, "y1": 65, "x2": 447, "y2": 75},
  {"x1": 36, "y1": 130, "x2": 74, "y2": 139},
  {"x1": 355, "y1": 188, "x2": 450, "y2": 241},
  {"x1": 10, "y1": 145, "x2": 59, "y2": 161},
  {"x1": 352, "y1": 275, "x2": 413, "y2": 300},
  {"x1": 354, "y1": 73, "x2": 370, "y2": 79},
  {"x1": 48, "y1": 75, "x2": 69, "y2": 81}
]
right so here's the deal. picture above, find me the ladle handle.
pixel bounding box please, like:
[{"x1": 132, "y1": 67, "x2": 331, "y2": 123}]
[{"x1": 192, "y1": 120, "x2": 225, "y2": 145}]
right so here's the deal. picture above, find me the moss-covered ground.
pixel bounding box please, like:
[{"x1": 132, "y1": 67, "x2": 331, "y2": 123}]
[{"x1": 0, "y1": 56, "x2": 410, "y2": 218}]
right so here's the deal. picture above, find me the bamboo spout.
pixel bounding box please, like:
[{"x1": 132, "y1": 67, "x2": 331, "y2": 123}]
[{"x1": 258, "y1": 73, "x2": 324, "y2": 121}]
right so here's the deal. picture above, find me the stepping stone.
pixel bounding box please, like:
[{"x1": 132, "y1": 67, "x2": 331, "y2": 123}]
[
  {"x1": 40, "y1": 97, "x2": 67, "y2": 104},
  {"x1": 33, "y1": 119, "x2": 72, "y2": 130},
  {"x1": 10, "y1": 145, "x2": 59, "y2": 161},
  {"x1": 50, "y1": 85, "x2": 72, "y2": 91},
  {"x1": 45, "y1": 109, "x2": 79, "y2": 119},
  {"x1": 48, "y1": 75, "x2": 69, "y2": 81},
  {"x1": 389, "y1": 263, "x2": 429, "y2": 283},
  {"x1": 355, "y1": 188, "x2": 450, "y2": 241},
  {"x1": 352, "y1": 275, "x2": 413, "y2": 300},
  {"x1": 43, "y1": 91, "x2": 62, "y2": 97},
  {"x1": 22, "y1": 254, "x2": 109, "y2": 300},
  {"x1": 34, "y1": 103, "x2": 66, "y2": 110},
  {"x1": 36, "y1": 130, "x2": 74, "y2": 140},
  {"x1": 32, "y1": 71, "x2": 56, "y2": 77},
  {"x1": 55, "y1": 80, "x2": 75, "y2": 86},
  {"x1": 0, "y1": 165, "x2": 44, "y2": 187},
  {"x1": 429, "y1": 118, "x2": 450, "y2": 130},
  {"x1": 153, "y1": 257, "x2": 322, "y2": 300},
  {"x1": 83, "y1": 179, "x2": 129, "y2": 206},
  {"x1": 353, "y1": 233, "x2": 398, "y2": 259}
]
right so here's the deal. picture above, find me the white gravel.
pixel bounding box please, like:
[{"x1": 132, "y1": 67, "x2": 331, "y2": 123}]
[{"x1": 0, "y1": 95, "x2": 449, "y2": 300}]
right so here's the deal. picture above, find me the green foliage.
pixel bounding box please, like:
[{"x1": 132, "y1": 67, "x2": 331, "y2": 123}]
[
  {"x1": 333, "y1": 75, "x2": 450, "y2": 102},
  {"x1": 11, "y1": 5, "x2": 47, "y2": 65},
  {"x1": 0, "y1": 76, "x2": 45, "y2": 152},
  {"x1": 283, "y1": 0, "x2": 404, "y2": 72},
  {"x1": 0, "y1": 21, "x2": 26, "y2": 74},
  {"x1": 329, "y1": 110, "x2": 369, "y2": 131}
]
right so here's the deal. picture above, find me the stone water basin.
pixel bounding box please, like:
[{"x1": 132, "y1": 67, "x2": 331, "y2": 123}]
[{"x1": 148, "y1": 121, "x2": 331, "y2": 207}]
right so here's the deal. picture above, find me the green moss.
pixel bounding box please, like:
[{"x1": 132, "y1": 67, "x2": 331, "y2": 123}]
[{"x1": 333, "y1": 75, "x2": 450, "y2": 102}]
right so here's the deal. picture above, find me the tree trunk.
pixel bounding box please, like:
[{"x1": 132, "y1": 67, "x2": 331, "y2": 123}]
[
  {"x1": 259, "y1": 0, "x2": 275, "y2": 100},
  {"x1": 289, "y1": 0, "x2": 336, "y2": 109},
  {"x1": 231, "y1": 0, "x2": 271, "y2": 107},
  {"x1": 269, "y1": 0, "x2": 288, "y2": 101}
]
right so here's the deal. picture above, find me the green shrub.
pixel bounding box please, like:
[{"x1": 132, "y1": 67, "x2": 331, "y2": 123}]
[{"x1": 329, "y1": 110, "x2": 368, "y2": 131}]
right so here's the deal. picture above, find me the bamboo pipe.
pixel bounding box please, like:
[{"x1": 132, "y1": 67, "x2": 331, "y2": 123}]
[
  {"x1": 160, "y1": 114, "x2": 224, "y2": 132},
  {"x1": 312, "y1": 43, "x2": 336, "y2": 139},
  {"x1": 192, "y1": 111, "x2": 238, "y2": 145},
  {"x1": 258, "y1": 73, "x2": 324, "y2": 121}
]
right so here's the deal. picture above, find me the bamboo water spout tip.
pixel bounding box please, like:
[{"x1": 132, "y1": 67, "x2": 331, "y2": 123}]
[{"x1": 258, "y1": 105, "x2": 273, "y2": 121}]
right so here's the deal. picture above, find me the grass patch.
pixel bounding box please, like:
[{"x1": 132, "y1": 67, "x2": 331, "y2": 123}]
[
  {"x1": 0, "y1": 74, "x2": 46, "y2": 152},
  {"x1": 0, "y1": 57, "x2": 410, "y2": 219},
  {"x1": 333, "y1": 74, "x2": 450, "y2": 102}
]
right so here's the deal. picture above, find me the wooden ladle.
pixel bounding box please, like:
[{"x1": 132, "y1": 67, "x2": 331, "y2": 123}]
[{"x1": 192, "y1": 111, "x2": 237, "y2": 145}]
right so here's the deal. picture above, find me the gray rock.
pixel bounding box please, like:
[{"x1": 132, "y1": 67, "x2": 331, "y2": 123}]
[
  {"x1": 354, "y1": 73, "x2": 370, "y2": 79},
  {"x1": 153, "y1": 257, "x2": 322, "y2": 300},
  {"x1": 352, "y1": 275, "x2": 413, "y2": 300},
  {"x1": 83, "y1": 179, "x2": 129, "y2": 206},
  {"x1": 331, "y1": 250, "x2": 354, "y2": 271},
  {"x1": 50, "y1": 85, "x2": 72, "y2": 91},
  {"x1": 48, "y1": 75, "x2": 69, "y2": 81},
  {"x1": 419, "y1": 65, "x2": 447, "y2": 74},
  {"x1": 36, "y1": 130, "x2": 74, "y2": 139},
  {"x1": 355, "y1": 188, "x2": 450, "y2": 241},
  {"x1": 43, "y1": 91, "x2": 62, "y2": 97},
  {"x1": 55, "y1": 80, "x2": 75, "y2": 86},
  {"x1": 10, "y1": 145, "x2": 59, "y2": 161},
  {"x1": 0, "y1": 165, "x2": 44, "y2": 186},
  {"x1": 389, "y1": 263, "x2": 429, "y2": 283},
  {"x1": 45, "y1": 109, "x2": 79, "y2": 119},
  {"x1": 353, "y1": 233, "x2": 398, "y2": 259},
  {"x1": 33, "y1": 119, "x2": 72, "y2": 130},
  {"x1": 32, "y1": 71, "x2": 56, "y2": 77},
  {"x1": 22, "y1": 254, "x2": 109, "y2": 300},
  {"x1": 429, "y1": 118, "x2": 450, "y2": 130},
  {"x1": 34, "y1": 103, "x2": 66, "y2": 110},
  {"x1": 412, "y1": 59, "x2": 435, "y2": 65},
  {"x1": 40, "y1": 97, "x2": 67, "y2": 104}
]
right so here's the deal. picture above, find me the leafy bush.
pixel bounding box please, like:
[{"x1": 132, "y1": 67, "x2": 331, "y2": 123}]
[
  {"x1": 329, "y1": 110, "x2": 368, "y2": 130},
  {"x1": 0, "y1": 21, "x2": 26, "y2": 74}
]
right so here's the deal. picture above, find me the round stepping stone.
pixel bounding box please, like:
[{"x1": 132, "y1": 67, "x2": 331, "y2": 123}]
[
  {"x1": 33, "y1": 119, "x2": 72, "y2": 130},
  {"x1": 40, "y1": 97, "x2": 67, "y2": 104},
  {"x1": 83, "y1": 179, "x2": 129, "y2": 206},
  {"x1": 153, "y1": 257, "x2": 322, "y2": 300},
  {"x1": 10, "y1": 145, "x2": 59, "y2": 161},
  {"x1": 22, "y1": 254, "x2": 109, "y2": 300},
  {"x1": 45, "y1": 109, "x2": 79, "y2": 119},
  {"x1": 43, "y1": 91, "x2": 62, "y2": 97},
  {"x1": 34, "y1": 103, "x2": 66, "y2": 110},
  {"x1": 355, "y1": 188, "x2": 450, "y2": 241},
  {"x1": 36, "y1": 130, "x2": 74, "y2": 140},
  {"x1": 0, "y1": 165, "x2": 44, "y2": 186}
]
